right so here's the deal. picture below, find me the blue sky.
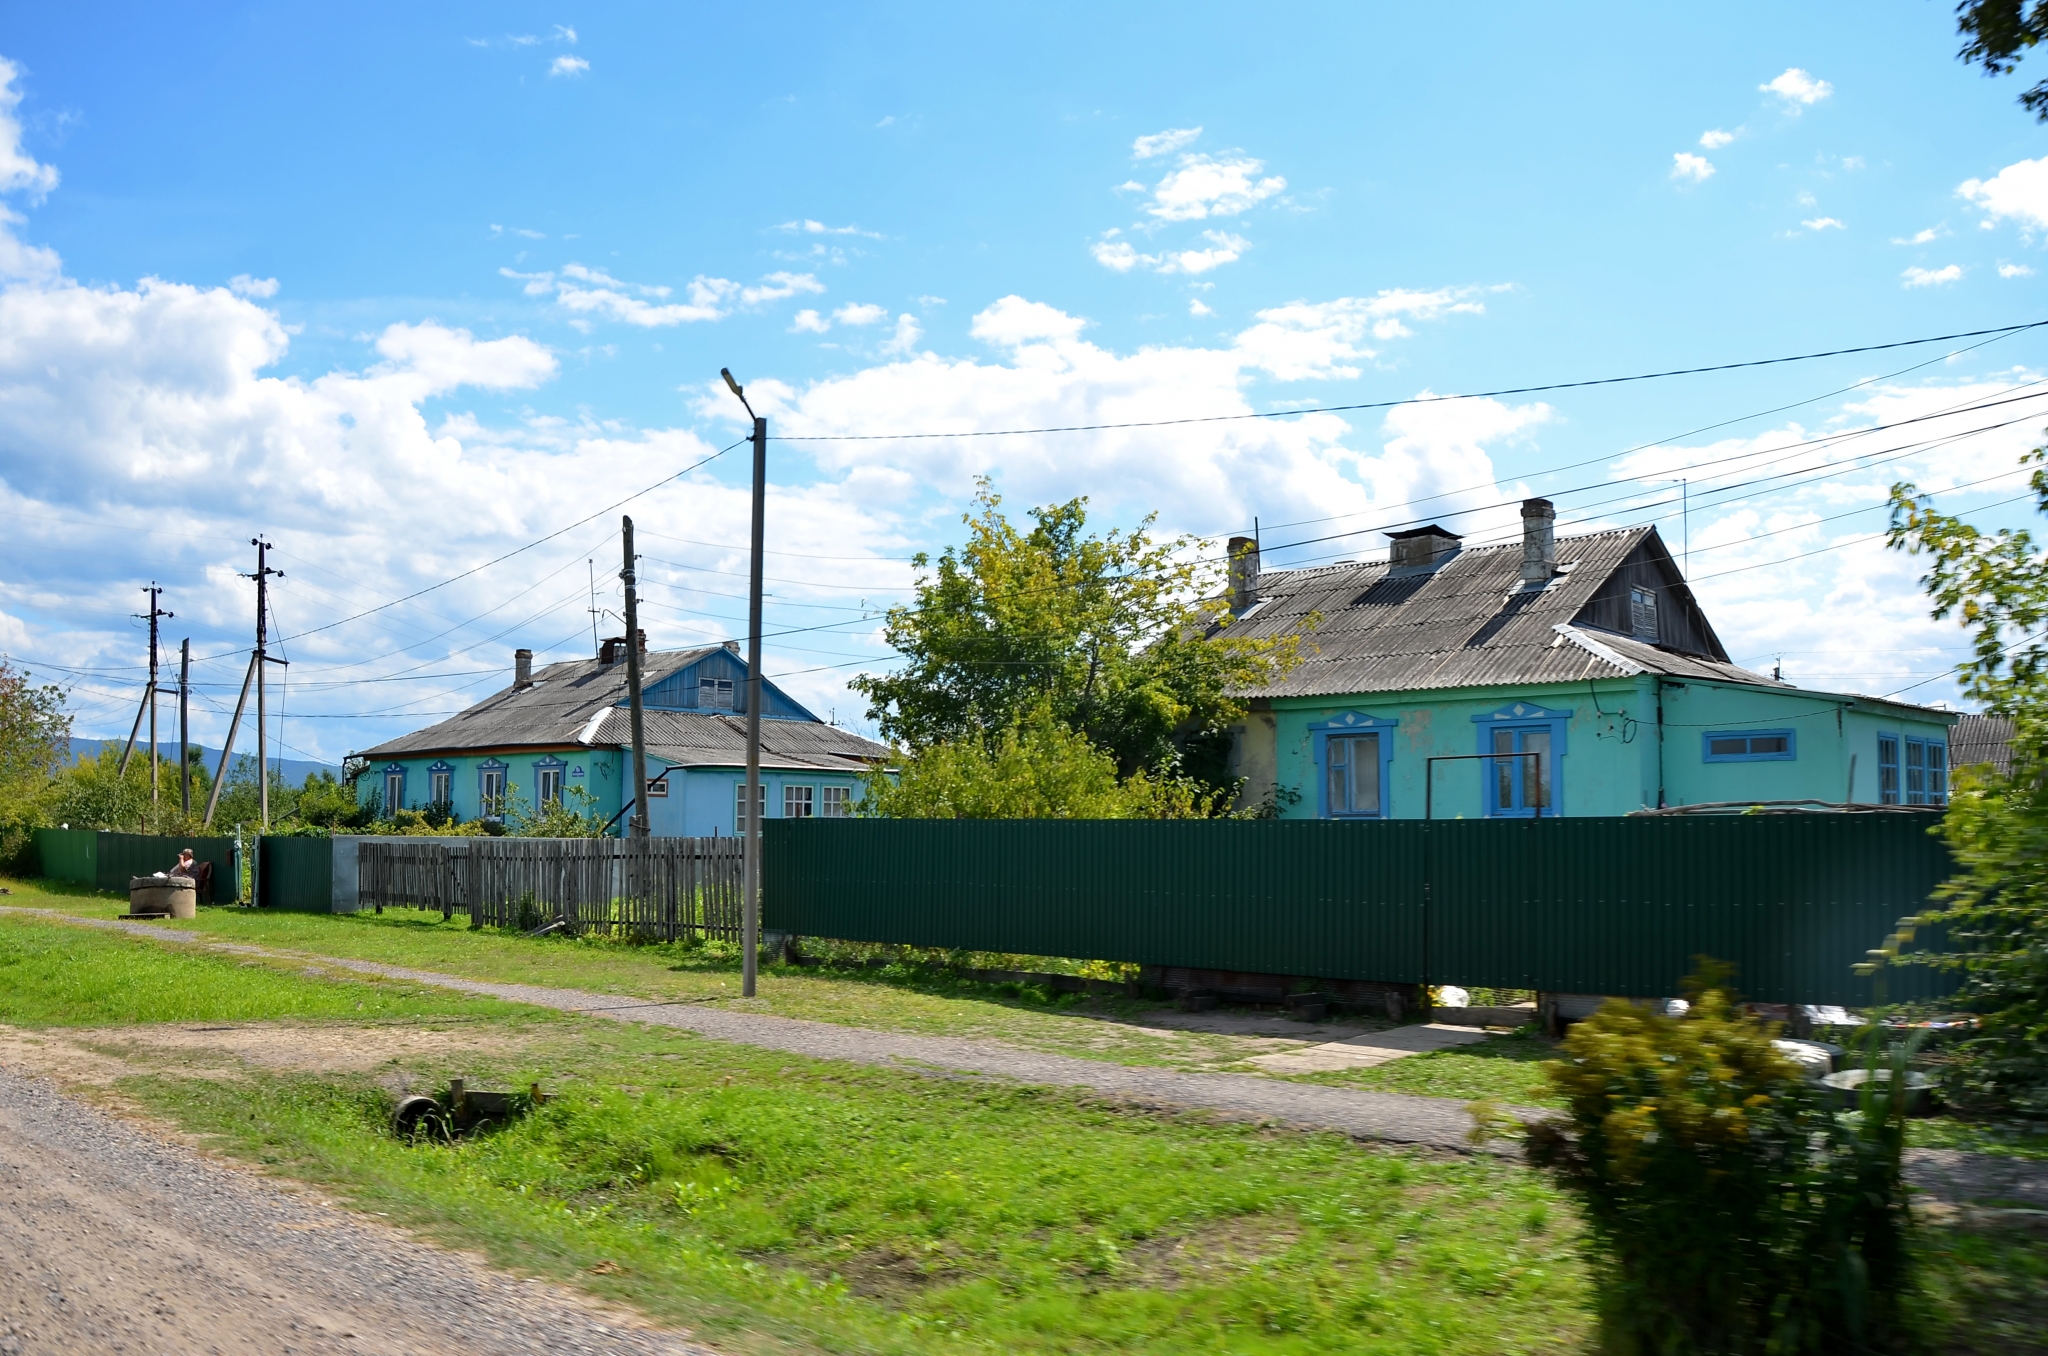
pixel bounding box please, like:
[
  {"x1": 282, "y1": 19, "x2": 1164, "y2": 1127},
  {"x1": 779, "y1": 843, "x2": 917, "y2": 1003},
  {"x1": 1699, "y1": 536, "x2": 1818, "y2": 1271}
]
[{"x1": 2, "y1": 3, "x2": 2046, "y2": 767}]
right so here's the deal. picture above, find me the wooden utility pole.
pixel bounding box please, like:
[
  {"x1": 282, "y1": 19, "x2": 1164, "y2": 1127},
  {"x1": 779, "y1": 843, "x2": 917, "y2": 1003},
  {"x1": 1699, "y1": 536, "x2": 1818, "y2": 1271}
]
[
  {"x1": 178, "y1": 638, "x2": 191, "y2": 816},
  {"x1": 245, "y1": 539, "x2": 284, "y2": 830},
  {"x1": 622, "y1": 516, "x2": 651, "y2": 838},
  {"x1": 720, "y1": 368, "x2": 768, "y2": 998},
  {"x1": 119, "y1": 586, "x2": 173, "y2": 807}
]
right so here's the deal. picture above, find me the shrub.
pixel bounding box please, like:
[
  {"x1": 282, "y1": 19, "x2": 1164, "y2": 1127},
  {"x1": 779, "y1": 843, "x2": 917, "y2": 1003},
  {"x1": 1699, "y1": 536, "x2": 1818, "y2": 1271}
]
[{"x1": 1519, "y1": 969, "x2": 1914, "y2": 1355}]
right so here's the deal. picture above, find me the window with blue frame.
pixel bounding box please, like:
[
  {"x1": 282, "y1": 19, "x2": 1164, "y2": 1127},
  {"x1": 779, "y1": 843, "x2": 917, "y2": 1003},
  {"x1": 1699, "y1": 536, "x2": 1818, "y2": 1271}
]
[
  {"x1": 533, "y1": 755, "x2": 567, "y2": 806},
  {"x1": 1702, "y1": 730, "x2": 1795, "y2": 762},
  {"x1": 1309, "y1": 712, "x2": 1397, "y2": 818},
  {"x1": 382, "y1": 764, "x2": 406, "y2": 812},
  {"x1": 1906, "y1": 737, "x2": 1948, "y2": 805},
  {"x1": 1878, "y1": 734, "x2": 1900, "y2": 804},
  {"x1": 478, "y1": 759, "x2": 508, "y2": 819},
  {"x1": 1474, "y1": 702, "x2": 1571, "y2": 817},
  {"x1": 427, "y1": 762, "x2": 453, "y2": 806}
]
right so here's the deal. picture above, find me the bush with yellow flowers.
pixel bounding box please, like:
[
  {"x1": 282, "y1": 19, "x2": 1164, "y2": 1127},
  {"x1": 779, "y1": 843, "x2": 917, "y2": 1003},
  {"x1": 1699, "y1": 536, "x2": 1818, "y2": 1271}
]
[{"x1": 1519, "y1": 967, "x2": 1913, "y2": 1355}]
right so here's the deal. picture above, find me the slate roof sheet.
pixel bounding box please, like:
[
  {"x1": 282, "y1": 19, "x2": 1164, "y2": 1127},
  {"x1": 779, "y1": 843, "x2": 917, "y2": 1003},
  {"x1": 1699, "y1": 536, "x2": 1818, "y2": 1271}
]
[
  {"x1": 1951, "y1": 712, "x2": 2014, "y2": 774},
  {"x1": 358, "y1": 647, "x2": 888, "y2": 770},
  {"x1": 1226, "y1": 527, "x2": 1782, "y2": 698}
]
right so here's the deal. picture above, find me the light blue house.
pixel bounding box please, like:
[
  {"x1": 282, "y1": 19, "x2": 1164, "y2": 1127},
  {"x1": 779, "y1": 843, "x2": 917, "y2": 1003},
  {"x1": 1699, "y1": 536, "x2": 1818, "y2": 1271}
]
[
  {"x1": 1221, "y1": 500, "x2": 1958, "y2": 818},
  {"x1": 356, "y1": 635, "x2": 892, "y2": 835}
]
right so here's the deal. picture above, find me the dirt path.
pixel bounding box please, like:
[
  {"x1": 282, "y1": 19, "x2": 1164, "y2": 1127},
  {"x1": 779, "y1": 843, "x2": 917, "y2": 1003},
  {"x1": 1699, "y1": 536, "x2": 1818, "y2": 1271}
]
[
  {"x1": 7, "y1": 910, "x2": 1507, "y2": 1152},
  {"x1": 0, "y1": 1069, "x2": 717, "y2": 1356}
]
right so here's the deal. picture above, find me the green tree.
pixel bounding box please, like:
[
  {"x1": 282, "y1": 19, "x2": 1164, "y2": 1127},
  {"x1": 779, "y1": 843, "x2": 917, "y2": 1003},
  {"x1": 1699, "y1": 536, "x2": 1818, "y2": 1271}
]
[
  {"x1": 1955, "y1": 1, "x2": 2048, "y2": 118},
  {"x1": 850, "y1": 481, "x2": 1301, "y2": 800},
  {"x1": 507, "y1": 782, "x2": 608, "y2": 837},
  {"x1": 1882, "y1": 455, "x2": 2048, "y2": 1114},
  {"x1": 0, "y1": 661, "x2": 72, "y2": 866},
  {"x1": 861, "y1": 706, "x2": 1227, "y2": 819}
]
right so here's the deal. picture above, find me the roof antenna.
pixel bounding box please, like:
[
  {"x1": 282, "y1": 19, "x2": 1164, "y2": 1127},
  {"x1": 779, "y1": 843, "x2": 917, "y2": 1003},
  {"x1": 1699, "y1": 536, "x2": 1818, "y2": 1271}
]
[
  {"x1": 1773, "y1": 655, "x2": 1783, "y2": 681},
  {"x1": 587, "y1": 559, "x2": 601, "y2": 659}
]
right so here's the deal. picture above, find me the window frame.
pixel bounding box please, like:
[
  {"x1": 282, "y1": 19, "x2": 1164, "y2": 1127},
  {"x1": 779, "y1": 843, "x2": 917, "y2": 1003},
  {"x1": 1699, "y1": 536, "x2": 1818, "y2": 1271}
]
[
  {"x1": 1473, "y1": 702, "x2": 1572, "y2": 819},
  {"x1": 699, "y1": 676, "x2": 735, "y2": 710},
  {"x1": 1630, "y1": 586, "x2": 1659, "y2": 642},
  {"x1": 734, "y1": 781, "x2": 765, "y2": 832},
  {"x1": 645, "y1": 775, "x2": 669, "y2": 798},
  {"x1": 1307, "y1": 712, "x2": 1399, "y2": 820},
  {"x1": 1877, "y1": 734, "x2": 1900, "y2": 805},
  {"x1": 821, "y1": 785, "x2": 853, "y2": 818},
  {"x1": 426, "y1": 760, "x2": 453, "y2": 807},
  {"x1": 1700, "y1": 729, "x2": 1797, "y2": 763},
  {"x1": 533, "y1": 754, "x2": 568, "y2": 807},
  {"x1": 1905, "y1": 736, "x2": 1948, "y2": 806},
  {"x1": 783, "y1": 784, "x2": 815, "y2": 819},
  {"x1": 477, "y1": 758, "x2": 509, "y2": 821},
  {"x1": 382, "y1": 763, "x2": 406, "y2": 813}
]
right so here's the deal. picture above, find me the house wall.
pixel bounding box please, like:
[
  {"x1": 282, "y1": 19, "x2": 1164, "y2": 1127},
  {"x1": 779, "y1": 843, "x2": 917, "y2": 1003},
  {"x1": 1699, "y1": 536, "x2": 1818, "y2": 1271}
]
[
  {"x1": 641, "y1": 650, "x2": 815, "y2": 719},
  {"x1": 1264, "y1": 677, "x2": 1956, "y2": 819},
  {"x1": 646, "y1": 767, "x2": 868, "y2": 837},
  {"x1": 361, "y1": 748, "x2": 624, "y2": 824}
]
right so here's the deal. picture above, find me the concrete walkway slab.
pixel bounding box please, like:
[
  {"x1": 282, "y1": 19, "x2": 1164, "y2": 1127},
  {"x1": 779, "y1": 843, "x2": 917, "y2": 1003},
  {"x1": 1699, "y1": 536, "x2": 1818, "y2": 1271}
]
[{"x1": 1251, "y1": 1023, "x2": 1492, "y2": 1073}]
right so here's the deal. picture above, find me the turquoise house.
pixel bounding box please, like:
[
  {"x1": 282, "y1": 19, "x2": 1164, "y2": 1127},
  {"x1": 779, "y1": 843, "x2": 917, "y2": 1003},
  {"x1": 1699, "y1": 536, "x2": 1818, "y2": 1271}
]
[
  {"x1": 356, "y1": 635, "x2": 891, "y2": 836},
  {"x1": 1221, "y1": 500, "x2": 1958, "y2": 818}
]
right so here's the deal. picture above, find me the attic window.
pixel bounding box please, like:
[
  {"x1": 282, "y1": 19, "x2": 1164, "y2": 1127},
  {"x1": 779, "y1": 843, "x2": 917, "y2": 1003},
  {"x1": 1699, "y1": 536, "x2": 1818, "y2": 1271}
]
[
  {"x1": 700, "y1": 677, "x2": 734, "y2": 709},
  {"x1": 1629, "y1": 586, "x2": 1659, "y2": 642}
]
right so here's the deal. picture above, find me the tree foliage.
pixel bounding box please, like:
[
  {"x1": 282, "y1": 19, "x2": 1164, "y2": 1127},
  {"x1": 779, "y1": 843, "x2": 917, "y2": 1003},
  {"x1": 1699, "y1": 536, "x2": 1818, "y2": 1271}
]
[
  {"x1": 850, "y1": 481, "x2": 1302, "y2": 805},
  {"x1": 860, "y1": 706, "x2": 1229, "y2": 820},
  {"x1": 1880, "y1": 460, "x2": 2048, "y2": 1114},
  {"x1": 1955, "y1": 0, "x2": 2048, "y2": 119},
  {"x1": 0, "y1": 661, "x2": 72, "y2": 867}
]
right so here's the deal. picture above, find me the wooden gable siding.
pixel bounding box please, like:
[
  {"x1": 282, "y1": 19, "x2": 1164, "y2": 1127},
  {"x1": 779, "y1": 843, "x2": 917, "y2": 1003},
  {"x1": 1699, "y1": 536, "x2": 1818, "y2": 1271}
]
[
  {"x1": 639, "y1": 648, "x2": 816, "y2": 720},
  {"x1": 1570, "y1": 535, "x2": 1727, "y2": 660}
]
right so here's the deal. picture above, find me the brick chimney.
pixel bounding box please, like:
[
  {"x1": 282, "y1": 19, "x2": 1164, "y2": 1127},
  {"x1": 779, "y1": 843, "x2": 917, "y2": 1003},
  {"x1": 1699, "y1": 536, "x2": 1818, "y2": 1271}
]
[
  {"x1": 513, "y1": 648, "x2": 533, "y2": 688},
  {"x1": 1387, "y1": 524, "x2": 1462, "y2": 573},
  {"x1": 1226, "y1": 535, "x2": 1260, "y2": 614},
  {"x1": 1520, "y1": 498, "x2": 1557, "y2": 584}
]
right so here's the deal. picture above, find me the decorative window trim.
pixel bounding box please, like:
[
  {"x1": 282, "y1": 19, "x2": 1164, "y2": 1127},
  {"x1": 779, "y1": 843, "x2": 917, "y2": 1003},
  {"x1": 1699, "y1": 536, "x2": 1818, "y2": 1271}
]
[
  {"x1": 532, "y1": 754, "x2": 568, "y2": 806},
  {"x1": 382, "y1": 763, "x2": 407, "y2": 812},
  {"x1": 1472, "y1": 701, "x2": 1572, "y2": 818},
  {"x1": 477, "y1": 758, "x2": 509, "y2": 820},
  {"x1": 1308, "y1": 711, "x2": 1398, "y2": 819},
  {"x1": 1701, "y1": 730, "x2": 1796, "y2": 763},
  {"x1": 426, "y1": 761, "x2": 454, "y2": 806}
]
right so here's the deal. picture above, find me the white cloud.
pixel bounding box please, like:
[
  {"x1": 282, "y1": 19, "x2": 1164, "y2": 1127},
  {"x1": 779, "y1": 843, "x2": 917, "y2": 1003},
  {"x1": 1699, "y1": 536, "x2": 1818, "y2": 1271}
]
[
  {"x1": 1699, "y1": 128, "x2": 1737, "y2": 150},
  {"x1": 833, "y1": 302, "x2": 887, "y2": 326},
  {"x1": 969, "y1": 296, "x2": 1087, "y2": 347},
  {"x1": 1800, "y1": 217, "x2": 1844, "y2": 231},
  {"x1": 553, "y1": 24, "x2": 577, "y2": 42},
  {"x1": 2001, "y1": 262, "x2": 2036, "y2": 278},
  {"x1": 228, "y1": 274, "x2": 280, "y2": 298},
  {"x1": 1233, "y1": 288, "x2": 1489, "y2": 381},
  {"x1": 373, "y1": 321, "x2": 557, "y2": 395},
  {"x1": 1892, "y1": 225, "x2": 1946, "y2": 245},
  {"x1": 789, "y1": 308, "x2": 830, "y2": 334},
  {"x1": 740, "y1": 271, "x2": 825, "y2": 306},
  {"x1": 880, "y1": 313, "x2": 921, "y2": 356},
  {"x1": 1090, "y1": 228, "x2": 1248, "y2": 275},
  {"x1": 1142, "y1": 153, "x2": 1286, "y2": 221},
  {"x1": 775, "y1": 219, "x2": 882, "y2": 238},
  {"x1": 1902, "y1": 264, "x2": 1963, "y2": 288},
  {"x1": 1189, "y1": 298, "x2": 1214, "y2": 317},
  {"x1": 0, "y1": 58, "x2": 57, "y2": 202},
  {"x1": 1132, "y1": 126, "x2": 1201, "y2": 160},
  {"x1": 1762, "y1": 68, "x2": 1832, "y2": 107},
  {"x1": 548, "y1": 55, "x2": 589, "y2": 77},
  {"x1": 508, "y1": 265, "x2": 820, "y2": 326},
  {"x1": 1960, "y1": 156, "x2": 2048, "y2": 230},
  {"x1": 1091, "y1": 236, "x2": 1140, "y2": 272},
  {"x1": 1670, "y1": 153, "x2": 1715, "y2": 183}
]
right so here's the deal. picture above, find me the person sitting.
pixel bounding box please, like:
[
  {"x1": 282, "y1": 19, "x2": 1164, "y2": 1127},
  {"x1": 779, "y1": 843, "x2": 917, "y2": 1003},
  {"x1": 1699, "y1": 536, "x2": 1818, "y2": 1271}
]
[{"x1": 168, "y1": 849, "x2": 197, "y2": 879}]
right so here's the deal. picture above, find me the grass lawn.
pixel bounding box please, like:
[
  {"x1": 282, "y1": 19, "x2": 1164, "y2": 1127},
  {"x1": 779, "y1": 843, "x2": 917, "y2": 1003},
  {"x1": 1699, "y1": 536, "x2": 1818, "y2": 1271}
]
[
  {"x1": 3, "y1": 877, "x2": 1368, "y2": 1073},
  {"x1": 1274, "y1": 1028, "x2": 1562, "y2": 1109}
]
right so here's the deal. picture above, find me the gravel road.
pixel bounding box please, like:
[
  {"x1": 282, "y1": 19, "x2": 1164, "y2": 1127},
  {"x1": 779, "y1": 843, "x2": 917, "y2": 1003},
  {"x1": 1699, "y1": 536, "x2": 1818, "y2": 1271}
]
[
  {"x1": 0, "y1": 1069, "x2": 718, "y2": 1356},
  {"x1": 10, "y1": 911, "x2": 1502, "y2": 1152}
]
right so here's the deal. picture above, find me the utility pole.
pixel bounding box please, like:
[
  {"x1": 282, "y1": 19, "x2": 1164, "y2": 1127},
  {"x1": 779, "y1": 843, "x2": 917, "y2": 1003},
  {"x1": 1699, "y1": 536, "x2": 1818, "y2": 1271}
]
[
  {"x1": 245, "y1": 539, "x2": 284, "y2": 831},
  {"x1": 178, "y1": 638, "x2": 191, "y2": 817},
  {"x1": 721, "y1": 368, "x2": 767, "y2": 998},
  {"x1": 621, "y1": 517, "x2": 651, "y2": 839},
  {"x1": 119, "y1": 586, "x2": 173, "y2": 805}
]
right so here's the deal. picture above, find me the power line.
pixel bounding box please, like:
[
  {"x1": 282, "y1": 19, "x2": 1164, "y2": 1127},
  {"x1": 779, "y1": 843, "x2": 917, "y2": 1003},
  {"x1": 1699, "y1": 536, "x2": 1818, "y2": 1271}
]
[{"x1": 768, "y1": 320, "x2": 2048, "y2": 442}]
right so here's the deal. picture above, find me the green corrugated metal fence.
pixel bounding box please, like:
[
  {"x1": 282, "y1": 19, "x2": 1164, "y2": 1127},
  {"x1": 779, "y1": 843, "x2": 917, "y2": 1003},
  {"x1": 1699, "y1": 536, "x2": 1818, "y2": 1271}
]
[
  {"x1": 761, "y1": 815, "x2": 1957, "y2": 1006},
  {"x1": 32, "y1": 828, "x2": 96, "y2": 885},
  {"x1": 256, "y1": 836, "x2": 334, "y2": 912},
  {"x1": 31, "y1": 829, "x2": 236, "y2": 903}
]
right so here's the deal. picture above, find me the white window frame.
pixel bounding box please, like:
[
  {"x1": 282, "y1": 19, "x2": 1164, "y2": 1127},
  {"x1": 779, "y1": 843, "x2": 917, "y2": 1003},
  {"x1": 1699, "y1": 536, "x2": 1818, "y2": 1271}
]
[
  {"x1": 784, "y1": 784, "x2": 815, "y2": 818},
  {"x1": 821, "y1": 785, "x2": 853, "y2": 818},
  {"x1": 646, "y1": 775, "x2": 669, "y2": 798},
  {"x1": 734, "y1": 782, "x2": 765, "y2": 832},
  {"x1": 537, "y1": 766, "x2": 563, "y2": 806}
]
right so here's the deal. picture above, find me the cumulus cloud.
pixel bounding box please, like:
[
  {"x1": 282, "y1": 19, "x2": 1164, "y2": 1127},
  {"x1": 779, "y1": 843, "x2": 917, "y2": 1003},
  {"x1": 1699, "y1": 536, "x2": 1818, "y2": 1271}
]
[
  {"x1": 1132, "y1": 126, "x2": 1201, "y2": 159},
  {"x1": 1141, "y1": 152, "x2": 1286, "y2": 221},
  {"x1": 1762, "y1": 68, "x2": 1832, "y2": 107},
  {"x1": 1699, "y1": 128, "x2": 1737, "y2": 150},
  {"x1": 1902, "y1": 264, "x2": 1963, "y2": 288},
  {"x1": 0, "y1": 58, "x2": 57, "y2": 201},
  {"x1": 506, "y1": 264, "x2": 821, "y2": 327},
  {"x1": 833, "y1": 302, "x2": 887, "y2": 326},
  {"x1": 1671, "y1": 153, "x2": 1715, "y2": 183},
  {"x1": 548, "y1": 55, "x2": 589, "y2": 76},
  {"x1": 1960, "y1": 156, "x2": 2048, "y2": 230},
  {"x1": 2001, "y1": 262, "x2": 2035, "y2": 277},
  {"x1": 775, "y1": 219, "x2": 883, "y2": 238},
  {"x1": 228, "y1": 274, "x2": 280, "y2": 298},
  {"x1": 1800, "y1": 217, "x2": 1844, "y2": 231},
  {"x1": 1090, "y1": 228, "x2": 1248, "y2": 275},
  {"x1": 1892, "y1": 225, "x2": 1946, "y2": 245},
  {"x1": 880, "y1": 313, "x2": 921, "y2": 356}
]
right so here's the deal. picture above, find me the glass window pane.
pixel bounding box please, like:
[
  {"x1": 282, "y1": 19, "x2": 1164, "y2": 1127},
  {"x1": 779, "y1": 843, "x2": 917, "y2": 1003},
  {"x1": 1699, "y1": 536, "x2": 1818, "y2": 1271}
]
[
  {"x1": 1492, "y1": 728, "x2": 1515, "y2": 808},
  {"x1": 1353, "y1": 733, "x2": 1380, "y2": 814},
  {"x1": 1749, "y1": 735, "x2": 1787, "y2": 756},
  {"x1": 1708, "y1": 736, "x2": 1746, "y2": 757},
  {"x1": 1326, "y1": 736, "x2": 1349, "y2": 814},
  {"x1": 1524, "y1": 730, "x2": 1552, "y2": 809}
]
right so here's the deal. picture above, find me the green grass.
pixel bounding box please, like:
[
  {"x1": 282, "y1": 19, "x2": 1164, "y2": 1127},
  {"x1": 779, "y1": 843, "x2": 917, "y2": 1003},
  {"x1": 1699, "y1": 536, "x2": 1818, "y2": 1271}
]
[
  {"x1": 128, "y1": 1023, "x2": 1591, "y2": 1356},
  {"x1": 0, "y1": 914, "x2": 533, "y2": 1027},
  {"x1": 3, "y1": 880, "x2": 1291, "y2": 1069},
  {"x1": 1281, "y1": 1028, "x2": 1563, "y2": 1108},
  {"x1": 1905, "y1": 1115, "x2": 2048, "y2": 1161},
  {"x1": 1914, "y1": 1217, "x2": 2048, "y2": 1354}
]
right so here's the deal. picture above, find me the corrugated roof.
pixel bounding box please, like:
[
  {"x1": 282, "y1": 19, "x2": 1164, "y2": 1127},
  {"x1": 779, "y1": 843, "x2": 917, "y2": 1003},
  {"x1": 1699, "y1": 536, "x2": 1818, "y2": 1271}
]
[
  {"x1": 1951, "y1": 712, "x2": 2014, "y2": 773},
  {"x1": 1226, "y1": 527, "x2": 1782, "y2": 698},
  {"x1": 621, "y1": 709, "x2": 891, "y2": 773}
]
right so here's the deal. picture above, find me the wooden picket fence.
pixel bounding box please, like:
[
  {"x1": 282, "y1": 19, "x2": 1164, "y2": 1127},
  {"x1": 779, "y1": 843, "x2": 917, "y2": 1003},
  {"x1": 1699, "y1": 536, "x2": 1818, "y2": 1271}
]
[{"x1": 357, "y1": 837, "x2": 745, "y2": 942}]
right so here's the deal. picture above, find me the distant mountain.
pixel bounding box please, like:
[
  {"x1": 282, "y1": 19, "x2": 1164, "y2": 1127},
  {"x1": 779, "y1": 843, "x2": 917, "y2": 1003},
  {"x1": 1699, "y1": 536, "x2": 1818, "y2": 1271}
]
[{"x1": 65, "y1": 737, "x2": 341, "y2": 785}]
